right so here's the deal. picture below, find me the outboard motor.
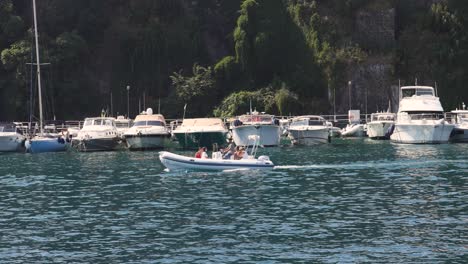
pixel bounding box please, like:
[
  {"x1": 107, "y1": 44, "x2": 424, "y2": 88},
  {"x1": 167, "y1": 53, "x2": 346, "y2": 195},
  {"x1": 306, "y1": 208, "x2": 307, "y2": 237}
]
[{"x1": 257, "y1": 155, "x2": 270, "y2": 162}]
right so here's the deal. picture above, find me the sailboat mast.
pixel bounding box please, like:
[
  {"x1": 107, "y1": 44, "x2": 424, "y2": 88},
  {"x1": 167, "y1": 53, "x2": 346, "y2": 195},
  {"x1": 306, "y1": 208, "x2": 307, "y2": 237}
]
[{"x1": 32, "y1": 0, "x2": 44, "y2": 135}]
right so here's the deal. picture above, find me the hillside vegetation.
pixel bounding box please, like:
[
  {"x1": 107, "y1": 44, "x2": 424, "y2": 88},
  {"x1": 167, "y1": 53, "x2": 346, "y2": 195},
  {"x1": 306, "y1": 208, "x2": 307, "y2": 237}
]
[{"x1": 1, "y1": 0, "x2": 467, "y2": 121}]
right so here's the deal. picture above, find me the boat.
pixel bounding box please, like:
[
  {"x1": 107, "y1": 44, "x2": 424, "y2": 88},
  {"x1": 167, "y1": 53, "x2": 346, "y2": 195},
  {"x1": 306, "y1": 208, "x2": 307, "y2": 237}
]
[
  {"x1": 172, "y1": 118, "x2": 229, "y2": 149},
  {"x1": 231, "y1": 111, "x2": 281, "y2": 147},
  {"x1": 25, "y1": 0, "x2": 69, "y2": 153},
  {"x1": 366, "y1": 112, "x2": 395, "y2": 139},
  {"x1": 71, "y1": 117, "x2": 121, "y2": 152},
  {"x1": 390, "y1": 86, "x2": 454, "y2": 144},
  {"x1": 0, "y1": 123, "x2": 25, "y2": 152},
  {"x1": 447, "y1": 107, "x2": 468, "y2": 143},
  {"x1": 159, "y1": 135, "x2": 274, "y2": 171},
  {"x1": 124, "y1": 108, "x2": 171, "y2": 150},
  {"x1": 115, "y1": 115, "x2": 133, "y2": 138},
  {"x1": 341, "y1": 110, "x2": 366, "y2": 137},
  {"x1": 287, "y1": 115, "x2": 330, "y2": 145}
]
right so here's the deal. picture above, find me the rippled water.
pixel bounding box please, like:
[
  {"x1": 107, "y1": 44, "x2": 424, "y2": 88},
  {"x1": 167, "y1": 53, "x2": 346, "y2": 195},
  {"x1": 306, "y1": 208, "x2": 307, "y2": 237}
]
[{"x1": 0, "y1": 139, "x2": 466, "y2": 263}]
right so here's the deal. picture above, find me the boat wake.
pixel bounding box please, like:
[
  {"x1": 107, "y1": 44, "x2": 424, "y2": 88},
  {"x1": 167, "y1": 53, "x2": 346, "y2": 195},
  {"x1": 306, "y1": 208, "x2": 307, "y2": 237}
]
[{"x1": 274, "y1": 159, "x2": 466, "y2": 171}]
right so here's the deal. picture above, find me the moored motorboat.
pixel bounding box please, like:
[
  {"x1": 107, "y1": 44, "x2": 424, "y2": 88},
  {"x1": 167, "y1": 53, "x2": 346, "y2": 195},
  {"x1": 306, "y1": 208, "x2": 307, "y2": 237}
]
[
  {"x1": 0, "y1": 123, "x2": 25, "y2": 152},
  {"x1": 447, "y1": 108, "x2": 468, "y2": 143},
  {"x1": 288, "y1": 115, "x2": 330, "y2": 145},
  {"x1": 367, "y1": 112, "x2": 395, "y2": 139},
  {"x1": 231, "y1": 111, "x2": 281, "y2": 147},
  {"x1": 124, "y1": 108, "x2": 171, "y2": 150},
  {"x1": 390, "y1": 86, "x2": 454, "y2": 144},
  {"x1": 72, "y1": 117, "x2": 120, "y2": 152},
  {"x1": 172, "y1": 118, "x2": 228, "y2": 149}
]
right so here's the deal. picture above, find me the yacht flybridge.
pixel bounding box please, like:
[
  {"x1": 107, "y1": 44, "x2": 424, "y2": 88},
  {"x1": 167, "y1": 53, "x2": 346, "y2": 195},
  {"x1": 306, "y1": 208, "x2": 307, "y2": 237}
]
[{"x1": 390, "y1": 86, "x2": 454, "y2": 144}]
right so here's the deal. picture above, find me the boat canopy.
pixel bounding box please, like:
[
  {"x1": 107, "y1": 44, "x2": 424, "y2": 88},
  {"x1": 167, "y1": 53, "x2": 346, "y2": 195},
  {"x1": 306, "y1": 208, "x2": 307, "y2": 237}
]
[
  {"x1": 180, "y1": 118, "x2": 225, "y2": 128},
  {"x1": 401, "y1": 86, "x2": 435, "y2": 98},
  {"x1": 290, "y1": 115, "x2": 326, "y2": 126},
  {"x1": 238, "y1": 114, "x2": 274, "y2": 124}
]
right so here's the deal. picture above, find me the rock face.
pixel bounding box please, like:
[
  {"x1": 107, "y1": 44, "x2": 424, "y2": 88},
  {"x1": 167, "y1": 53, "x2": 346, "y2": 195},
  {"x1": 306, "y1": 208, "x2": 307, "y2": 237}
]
[{"x1": 355, "y1": 8, "x2": 396, "y2": 51}]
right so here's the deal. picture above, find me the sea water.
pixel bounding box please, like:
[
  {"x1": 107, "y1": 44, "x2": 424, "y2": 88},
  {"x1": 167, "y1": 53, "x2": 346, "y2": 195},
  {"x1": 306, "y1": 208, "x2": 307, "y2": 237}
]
[{"x1": 0, "y1": 139, "x2": 466, "y2": 263}]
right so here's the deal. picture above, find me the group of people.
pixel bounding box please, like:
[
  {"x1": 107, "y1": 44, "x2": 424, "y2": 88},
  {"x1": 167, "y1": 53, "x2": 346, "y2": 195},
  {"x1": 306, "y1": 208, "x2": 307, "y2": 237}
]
[{"x1": 194, "y1": 139, "x2": 248, "y2": 160}]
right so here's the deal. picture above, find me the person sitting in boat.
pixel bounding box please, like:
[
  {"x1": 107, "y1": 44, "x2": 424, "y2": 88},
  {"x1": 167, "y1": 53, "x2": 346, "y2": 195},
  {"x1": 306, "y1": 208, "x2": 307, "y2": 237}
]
[
  {"x1": 200, "y1": 147, "x2": 208, "y2": 159},
  {"x1": 195, "y1": 147, "x2": 203, "y2": 158},
  {"x1": 234, "y1": 146, "x2": 246, "y2": 160},
  {"x1": 222, "y1": 139, "x2": 236, "y2": 159}
]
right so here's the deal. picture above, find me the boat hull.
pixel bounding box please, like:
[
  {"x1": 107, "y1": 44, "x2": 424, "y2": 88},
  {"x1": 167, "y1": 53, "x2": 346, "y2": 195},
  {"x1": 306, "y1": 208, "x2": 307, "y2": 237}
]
[
  {"x1": 288, "y1": 127, "x2": 330, "y2": 145},
  {"x1": 25, "y1": 137, "x2": 68, "y2": 153},
  {"x1": 390, "y1": 122, "x2": 454, "y2": 144},
  {"x1": 126, "y1": 134, "x2": 170, "y2": 150},
  {"x1": 367, "y1": 122, "x2": 393, "y2": 139},
  {"x1": 0, "y1": 134, "x2": 24, "y2": 152},
  {"x1": 232, "y1": 125, "x2": 281, "y2": 147},
  {"x1": 159, "y1": 151, "x2": 274, "y2": 171},
  {"x1": 172, "y1": 131, "x2": 227, "y2": 149},
  {"x1": 450, "y1": 127, "x2": 468, "y2": 143},
  {"x1": 72, "y1": 137, "x2": 120, "y2": 152}
]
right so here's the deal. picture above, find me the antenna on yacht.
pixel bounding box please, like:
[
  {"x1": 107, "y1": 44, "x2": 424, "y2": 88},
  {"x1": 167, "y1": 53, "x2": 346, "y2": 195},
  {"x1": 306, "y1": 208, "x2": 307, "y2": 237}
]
[
  {"x1": 158, "y1": 97, "x2": 161, "y2": 114},
  {"x1": 398, "y1": 79, "x2": 401, "y2": 101},
  {"x1": 249, "y1": 99, "x2": 252, "y2": 115},
  {"x1": 182, "y1": 103, "x2": 187, "y2": 121},
  {"x1": 463, "y1": 102, "x2": 466, "y2": 110},
  {"x1": 435, "y1": 82, "x2": 438, "y2": 97},
  {"x1": 415, "y1": 77, "x2": 418, "y2": 86}
]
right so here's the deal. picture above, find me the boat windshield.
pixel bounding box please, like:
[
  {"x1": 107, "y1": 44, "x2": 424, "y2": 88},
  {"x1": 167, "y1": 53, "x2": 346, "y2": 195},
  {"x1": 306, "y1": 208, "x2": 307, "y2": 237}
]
[
  {"x1": 239, "y1": 115, "x2": 273, "y2": 123},
  {"x1": 402, "y1": 88, "x2": 434, "y2": 98},
  {"x1": 407, "y1": 111, "x2": 444, "y2": 120},
  {"x1": 371, "y1": 114, "x2": 395, "y2": 121},
  {"x1": 84, "y1": 119, "x2": 115, "y2": 127},
  {"x1": 134, "y1": 120, "x2": 165, "y2": 127}
]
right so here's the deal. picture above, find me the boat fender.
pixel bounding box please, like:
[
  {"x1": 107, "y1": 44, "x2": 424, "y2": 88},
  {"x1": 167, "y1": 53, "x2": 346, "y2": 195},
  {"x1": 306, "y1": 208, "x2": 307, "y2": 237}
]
[
  {"x1": 57, "y1": 137, "x2": 65, "y2": 144},
  {"x1": 257, "y1": 155, "x2": 270, "y2": 162},
  {"x1": 385, "y1": 124, "x2": 395, "y2": 138}
]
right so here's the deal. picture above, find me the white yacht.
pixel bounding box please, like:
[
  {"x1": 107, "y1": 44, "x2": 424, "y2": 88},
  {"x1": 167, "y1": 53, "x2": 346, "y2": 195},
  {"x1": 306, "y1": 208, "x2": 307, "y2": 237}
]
[
  {"x1": 448, "y1": 108, "x2": 468, "y2": 142},
  {"x1": 172, "y1": 118, "x2": 229, "y2": 149},
  {"x1": 288, "y1": 116, "x2": 330, "y2": 145},
  {"x1": 0, "y1": 123, "x2": 25, "y2": 152},
  {"x1": 72, "y1": 117, "x2": 121, "y2": 151},
  {"x1": 124, "y1": 108, "x2": 170, "y2": 150},
  {"x1": 341, "y1": 110, "x2": 366, "y2": 137},
  {"x1": 115, "y1": 115, "x2": 133, "y2": 138},
  {"x1": 231, "y1": 112, "x2": 281, "y2": 147},
  {"x1": 366, "y1": 112, "x2": 395, "y2": 139},
  {"x1": 390, "y1": 86, "x2": 454, "y2": 144}
]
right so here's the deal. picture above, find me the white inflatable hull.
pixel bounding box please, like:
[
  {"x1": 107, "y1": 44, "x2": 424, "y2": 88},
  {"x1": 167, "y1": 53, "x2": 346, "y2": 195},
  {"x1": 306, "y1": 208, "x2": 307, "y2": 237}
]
[
  {"x1": 159, "y1": 151, "x2": 274, "y2": 171},
  {"x1": 390, "y1": 122, "x2": 454, "y2": 144},
  {"x1": 232, "y1": 125, "x2": 281, "y2": 146},
  {"x1": 341, "y1": 124, "x2": 366, "y2": 137},
  {"x1": 288, "y1": 127, "x2": 330, "y2": 145}
]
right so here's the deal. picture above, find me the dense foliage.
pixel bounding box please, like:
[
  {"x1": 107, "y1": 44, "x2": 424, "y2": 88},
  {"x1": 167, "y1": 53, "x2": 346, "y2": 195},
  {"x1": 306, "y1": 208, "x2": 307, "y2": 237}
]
[{"x1": 1, "y1": 0, "x2": 467, "y2": 121}]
